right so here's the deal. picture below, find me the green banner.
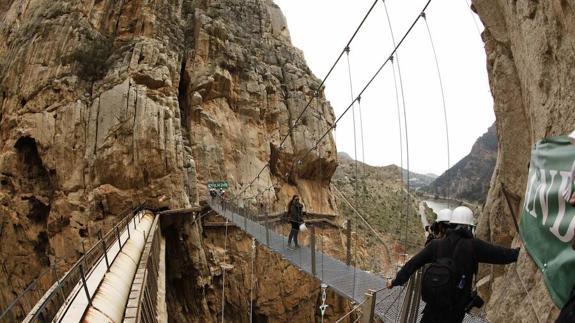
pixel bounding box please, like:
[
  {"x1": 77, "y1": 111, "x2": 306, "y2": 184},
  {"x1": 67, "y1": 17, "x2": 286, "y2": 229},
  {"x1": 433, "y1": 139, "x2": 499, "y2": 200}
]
[
  {"x1": 208, "y1": 181, "x2": 229, "y2": 189},
  {"x1": 520, "y1": 136, "x2": 575, "y2": 308}
]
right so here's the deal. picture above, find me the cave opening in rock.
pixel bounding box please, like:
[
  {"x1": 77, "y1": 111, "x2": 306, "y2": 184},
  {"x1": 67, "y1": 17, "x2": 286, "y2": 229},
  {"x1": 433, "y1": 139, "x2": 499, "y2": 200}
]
[
  {"x1": 14, "y1": 137, "x2": 54, "y2": 220},
  {"x1": 178, "y1": 58, "x2": 190, "y2": 133}
]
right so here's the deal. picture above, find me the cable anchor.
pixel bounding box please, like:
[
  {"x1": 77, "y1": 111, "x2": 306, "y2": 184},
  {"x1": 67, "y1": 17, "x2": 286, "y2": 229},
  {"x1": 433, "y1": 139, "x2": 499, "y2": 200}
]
[{"x1": 319, "y1": 283, "x2": 329, "y2": 321}]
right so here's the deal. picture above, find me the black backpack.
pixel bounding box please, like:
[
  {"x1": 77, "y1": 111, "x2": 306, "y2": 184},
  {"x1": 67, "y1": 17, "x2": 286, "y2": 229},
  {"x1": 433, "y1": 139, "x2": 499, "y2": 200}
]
[{"x1": 421, "y1": 239, "x2": 466, "y2": 309}]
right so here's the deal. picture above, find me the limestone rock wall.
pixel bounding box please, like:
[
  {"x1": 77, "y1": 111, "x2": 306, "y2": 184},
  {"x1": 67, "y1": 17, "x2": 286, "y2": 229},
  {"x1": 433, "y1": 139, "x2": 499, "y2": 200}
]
[
  {"x1": 472, "y1": 0, "x2": 575, "y2": 321},
  {"x1": 185, "y1": 0, "x2": 337, "y2": 213},
  {"x1": 0, "y1": 0, "x2": 337, "y2": 318}
]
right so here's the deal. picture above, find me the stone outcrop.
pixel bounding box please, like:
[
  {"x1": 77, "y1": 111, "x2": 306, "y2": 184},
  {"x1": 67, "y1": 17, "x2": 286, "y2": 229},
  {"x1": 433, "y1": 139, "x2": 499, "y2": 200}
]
[
  {"x1": 0, "y1": 0, "x2": 338, "y2": 320},
  {"x1": 424, "y1": 124, "x2": 497, "y2": 203},
  {"x1": 472, "y1": 1, "x2": 575, "y2": 321}
]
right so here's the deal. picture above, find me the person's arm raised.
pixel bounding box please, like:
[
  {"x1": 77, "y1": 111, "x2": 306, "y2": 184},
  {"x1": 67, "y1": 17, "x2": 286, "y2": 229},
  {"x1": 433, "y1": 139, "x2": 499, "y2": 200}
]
[{"x1": 473, "y1": 239, "x2": 519, "y2": 265}]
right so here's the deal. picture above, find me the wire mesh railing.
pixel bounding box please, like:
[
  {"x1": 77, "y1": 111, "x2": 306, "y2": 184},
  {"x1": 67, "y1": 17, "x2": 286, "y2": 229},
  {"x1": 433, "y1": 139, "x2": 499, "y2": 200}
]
[
  {"x1": 134, "y1": 216, "x2": 161, "y2": 323},
  {"x1": 0, "y1": 204, "x2": 145, "y2": 323}
]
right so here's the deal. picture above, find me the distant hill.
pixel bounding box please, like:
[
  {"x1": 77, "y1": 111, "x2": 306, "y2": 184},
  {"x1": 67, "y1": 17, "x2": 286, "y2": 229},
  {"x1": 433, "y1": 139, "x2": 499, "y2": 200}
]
[
  {"x1": 423, "y1": 124, "x2": 497, "y2": 203},
  {"x1": 402, "y1": 169, "x2": 437, "y2": 190},
  {"x1": 333, "y1": 153, "x2": 426, "y2": 254}
]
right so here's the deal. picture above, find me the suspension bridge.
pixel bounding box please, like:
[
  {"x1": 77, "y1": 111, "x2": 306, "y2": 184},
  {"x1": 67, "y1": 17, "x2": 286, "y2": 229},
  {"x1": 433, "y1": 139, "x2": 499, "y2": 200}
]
[
  {"x1": 0, "y1": 0, "x2": 515, "y2": 322},
  {"x1": 0, "y1": 199, "x2": 488, "y2": 323}
]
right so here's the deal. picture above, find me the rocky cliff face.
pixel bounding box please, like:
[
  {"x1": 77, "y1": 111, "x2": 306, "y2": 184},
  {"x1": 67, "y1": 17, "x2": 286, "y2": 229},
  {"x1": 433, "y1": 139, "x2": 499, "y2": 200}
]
[
  {"x1": 472, "y1": 1, "x2": 575, "y2": 321},
  {"x1": 0, "y1": 0, "x2": 338, "y2": 320},
  {"x1": 424, "y1": 124, "x2": 497, "y2": 203}
]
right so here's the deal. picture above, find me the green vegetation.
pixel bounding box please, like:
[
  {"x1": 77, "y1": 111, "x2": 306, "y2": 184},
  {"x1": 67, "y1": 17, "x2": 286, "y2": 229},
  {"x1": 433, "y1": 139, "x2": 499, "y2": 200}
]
[
  {"x1": 333, "y1": 154, "x2": 425, "y2": 254},
  {"x1": 72, "y1": 37, "x2": 114, "y2": 82}
]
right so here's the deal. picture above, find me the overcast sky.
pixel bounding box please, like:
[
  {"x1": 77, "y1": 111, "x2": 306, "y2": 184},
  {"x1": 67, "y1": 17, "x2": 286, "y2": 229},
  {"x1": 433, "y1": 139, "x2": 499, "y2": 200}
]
[{"x1": 274, "y1": 0, "x2": 494, "y2": 176}]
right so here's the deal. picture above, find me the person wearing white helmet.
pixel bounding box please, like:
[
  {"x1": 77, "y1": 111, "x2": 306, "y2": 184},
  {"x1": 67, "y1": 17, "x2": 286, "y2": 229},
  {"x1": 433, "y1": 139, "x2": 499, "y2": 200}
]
[
  {"x1": 427, "y1": 209, "x2": 452, "y2": 246},
  {"x1": 387, "y1": 205, "x2": 519, "y2": 323}
]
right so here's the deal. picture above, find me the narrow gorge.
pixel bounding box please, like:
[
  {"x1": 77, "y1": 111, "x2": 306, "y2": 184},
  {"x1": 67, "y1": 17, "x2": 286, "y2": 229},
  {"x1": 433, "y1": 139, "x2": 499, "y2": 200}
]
[{"x1": 0, "y1": 0, "x2": 574, "y2": 322}]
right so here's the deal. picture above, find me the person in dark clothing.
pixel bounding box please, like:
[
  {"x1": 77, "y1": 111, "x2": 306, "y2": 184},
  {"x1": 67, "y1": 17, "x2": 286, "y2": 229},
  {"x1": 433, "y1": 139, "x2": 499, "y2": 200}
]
[
  {"x1": 387, "y1": 206, "x2": 520, "y2": 323},
  {"x1": 555, "y1": 227, "x2": 575, "y2": 323},
  {"x1": 287, "y1": 195, "x2": 304, "y2": 249},
  {"x1": 426, "y1": 209, "x2": 452, "y2": 246}
]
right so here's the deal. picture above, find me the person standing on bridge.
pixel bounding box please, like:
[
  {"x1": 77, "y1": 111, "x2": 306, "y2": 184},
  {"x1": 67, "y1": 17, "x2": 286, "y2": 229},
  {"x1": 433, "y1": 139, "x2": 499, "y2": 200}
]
[
  {"x1": 387, "y1": 206, "x2": 519, "y2": 323},
  {"x1": 287, "y1": 195, "x2": 304, "y2": 250}
]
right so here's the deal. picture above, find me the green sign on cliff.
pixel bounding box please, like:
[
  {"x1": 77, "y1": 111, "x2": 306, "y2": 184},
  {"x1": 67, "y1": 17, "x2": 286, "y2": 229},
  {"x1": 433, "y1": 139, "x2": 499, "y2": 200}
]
[
  {"x1": 208, "y1": 181, "x2": 229, "y2": 189},
  {"x1": 520, "y1": 136, "x2": 575, "y2": 308}
]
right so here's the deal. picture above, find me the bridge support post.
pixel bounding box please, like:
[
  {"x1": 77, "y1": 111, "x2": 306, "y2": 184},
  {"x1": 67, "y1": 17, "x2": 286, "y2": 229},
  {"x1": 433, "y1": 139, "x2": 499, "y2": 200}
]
[
  {"x1": 408, "y1": 270, "x2": 423, "y2": 323},
  {"x1": 265, "y1": 209, "x2": 270, "y2": 246},
  {"x1": 115, "y1": 227, "x2": 122, "y2": 250},
  {"x1": 79, "y1": 264, "x2": 92, "y2": 306},
  {"x1": 360, "y1": 289, "x2": 376, "y2": 323},
  {"x1": 346, "y1": 219, "x2": 352, "y2": 266},
  {"x1": 311, "y1": 225, "x2": 316, "y2": 277},
  {"x1": 98, "y1": 231, "x2": 110, "y2": 271},
  {"x1": 244, "y1": 208, "x2": 247, "y2": 231},
  {"x1": 399, "y1": 273, "x2": 416, "y2": 323}
]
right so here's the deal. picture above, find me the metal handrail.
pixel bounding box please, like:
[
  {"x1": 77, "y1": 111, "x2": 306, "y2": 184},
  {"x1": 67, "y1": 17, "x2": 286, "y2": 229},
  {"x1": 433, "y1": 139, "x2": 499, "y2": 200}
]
[
  {"x1": 0, "y1": 204, "x2": 145, "y2": 323},
  {"x1": 138, "y1": 225, "x2": 161, "y2": 323}
]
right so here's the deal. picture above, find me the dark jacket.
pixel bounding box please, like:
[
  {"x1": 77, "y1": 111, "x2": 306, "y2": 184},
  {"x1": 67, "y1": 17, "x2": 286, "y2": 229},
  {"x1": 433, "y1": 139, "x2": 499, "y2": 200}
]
[
  {"x1": 392, "y1": 229, "x2": 519, "y2": 308},
  {"x1": 556, "y1": 287, "x2": 575, "y2": 323},
  {"x1": 289, "y1": 201, "x2": 303, "y2": 224}
]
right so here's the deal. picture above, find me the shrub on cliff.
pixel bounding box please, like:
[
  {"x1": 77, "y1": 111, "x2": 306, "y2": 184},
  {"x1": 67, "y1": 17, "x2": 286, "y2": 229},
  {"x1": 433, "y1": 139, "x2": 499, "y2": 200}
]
[{"x1": 72, "y1": 37, "x2": 113, "y2": 82}]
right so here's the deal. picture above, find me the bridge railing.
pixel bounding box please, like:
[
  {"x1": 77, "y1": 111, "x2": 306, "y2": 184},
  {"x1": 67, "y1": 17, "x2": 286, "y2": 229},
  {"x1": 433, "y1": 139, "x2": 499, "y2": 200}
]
[
  {"x1": 0, "y1": 204, "x2": 145, "y2": 323},
  {"x1": 213, "y1": 198, "x2": 340, "y2": 276},
  {"x1": 127, "y1": 214, "x2": 162, "y2": 323}
]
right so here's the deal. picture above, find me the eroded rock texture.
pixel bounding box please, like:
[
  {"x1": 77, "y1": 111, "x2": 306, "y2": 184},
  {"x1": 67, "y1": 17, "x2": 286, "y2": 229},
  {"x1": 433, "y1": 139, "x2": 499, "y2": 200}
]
[
  {"x1": 473, "y1": 1, "x2": 575, "y2": 321},
  {"x1": 0, "y1": 0, "x2": 338, "y2": 320}
]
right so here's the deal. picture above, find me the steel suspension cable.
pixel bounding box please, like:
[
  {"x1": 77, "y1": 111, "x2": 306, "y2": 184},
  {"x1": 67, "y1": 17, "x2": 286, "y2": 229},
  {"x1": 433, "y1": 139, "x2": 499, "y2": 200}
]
[
  {"x1": 316, "y1": 93, "x2": 326, "y2": 281},
  {"x1": 345, "y1": 48, "x2": 360, "y2": 205},
  {"x1": 382, "y1": 0, "x2": 413, "y2": 265},
  {"x1": 285, "y1": 0, "x2": 431, "y2": 185},
  {"x1": 238, "y1": 1, "x2": 431, "y2": 205},
  {"x1": 390, "y1": 59, "x2": 405, "y2": 241},
  {"x1": 381, "y1": 0, "x2": 408, "y2": 253},
  {"x1": 345, "y1": 47, "x2": 360, "y2": 301},
  {"x1": 463, "y1": 0, "x2": 483, "y2": 36},
  {"x1": 334, "y1": 299, "x2": 368, "y2": 323},
  {"x1": 422, "y1": 13, "x2": 452, "y2": 205}
]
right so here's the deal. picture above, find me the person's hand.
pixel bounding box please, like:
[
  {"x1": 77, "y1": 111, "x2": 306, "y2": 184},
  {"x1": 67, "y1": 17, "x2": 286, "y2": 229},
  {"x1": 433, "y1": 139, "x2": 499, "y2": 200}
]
[
  {"x1": 386, "y1": 280, "x2": 393, "y2": 289},
  {"x1": 511, "y1": 237, "x2": 523, "y2": 249}
]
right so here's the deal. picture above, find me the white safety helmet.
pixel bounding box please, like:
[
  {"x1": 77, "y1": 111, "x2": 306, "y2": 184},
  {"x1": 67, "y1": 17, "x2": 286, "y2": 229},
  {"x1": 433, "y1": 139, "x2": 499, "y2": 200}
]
[
  {"x1": 436, "y1": 209, "x2": 452, "y2": 223},
  {"x1": 450, "y1": 206, "x2": 475, "y2": 226}
]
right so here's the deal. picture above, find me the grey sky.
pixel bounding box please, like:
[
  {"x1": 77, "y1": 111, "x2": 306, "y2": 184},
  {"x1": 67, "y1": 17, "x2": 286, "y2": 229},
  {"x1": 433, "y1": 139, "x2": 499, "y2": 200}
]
[{"x1": 274, "y1": 0, "x2": 493, "y2": 176}]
